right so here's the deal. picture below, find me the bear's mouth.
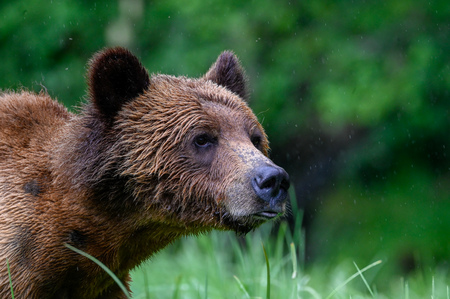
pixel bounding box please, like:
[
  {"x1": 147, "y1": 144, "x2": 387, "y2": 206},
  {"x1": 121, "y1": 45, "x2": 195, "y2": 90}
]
[
  {"x1": 221, "y1": 210, "x2": 283, "y2": 235},
  {"x1": 253, "y1": 210, "x2": 281, "y2": 220}
]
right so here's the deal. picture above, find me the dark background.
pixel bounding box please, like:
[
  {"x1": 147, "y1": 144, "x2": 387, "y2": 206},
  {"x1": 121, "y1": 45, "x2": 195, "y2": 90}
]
[{"x1": 1, "y1": 0, "x2": 448, "y2": 282}]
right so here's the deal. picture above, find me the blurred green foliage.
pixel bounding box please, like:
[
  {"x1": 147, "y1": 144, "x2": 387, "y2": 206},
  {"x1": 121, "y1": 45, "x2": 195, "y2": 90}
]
[{"x1": 1, "y1": 0, "x2": 448, "y2": 278}]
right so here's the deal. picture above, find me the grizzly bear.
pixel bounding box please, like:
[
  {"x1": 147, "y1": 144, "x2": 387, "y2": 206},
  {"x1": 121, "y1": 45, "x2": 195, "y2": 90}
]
[{"x1": 0, "y1": 47, "x2": 289, "y2": 298}]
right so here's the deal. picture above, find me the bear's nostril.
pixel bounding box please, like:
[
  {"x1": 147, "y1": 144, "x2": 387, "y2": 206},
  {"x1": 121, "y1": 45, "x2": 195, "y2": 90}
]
[
  {"x1": 260, "y1": 177, "x2": 277, "y2": 191},
  {"x1": 252, "y1": 166, "x2": 290, "y2": 205},
  {"x1": 280, "y1": 176, "x2": 290, "y2": 192}
]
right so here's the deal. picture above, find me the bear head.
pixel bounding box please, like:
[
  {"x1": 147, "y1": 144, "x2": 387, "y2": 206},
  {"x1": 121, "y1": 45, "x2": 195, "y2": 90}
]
[{"x1": 85, "y1": 47, "x2": 290, "y2": 235}]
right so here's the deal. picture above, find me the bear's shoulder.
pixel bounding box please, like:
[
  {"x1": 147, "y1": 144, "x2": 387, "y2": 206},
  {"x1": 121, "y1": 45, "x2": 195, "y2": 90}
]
[
  {"x1": 0, "y1": 91, "x2": 71, "y2": 121},
  {"x1": 0, "y1": 91, "x2": 71, "y2": 149}
]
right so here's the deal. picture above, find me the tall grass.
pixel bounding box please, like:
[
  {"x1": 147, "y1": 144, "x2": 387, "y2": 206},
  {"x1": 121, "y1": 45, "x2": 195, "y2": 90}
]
[
  {"x1": 128, "y1": 225, "x2": 448, "y2": 298},
  {"x1": 128, "y1": 193, "x2": 449, "y2": 299},
  {"x1": 5, "y1": 215, "x2": 446, "y2": 298},
  {"x1": 62, "y1": 192, "x2": 448, "y2": 298}
]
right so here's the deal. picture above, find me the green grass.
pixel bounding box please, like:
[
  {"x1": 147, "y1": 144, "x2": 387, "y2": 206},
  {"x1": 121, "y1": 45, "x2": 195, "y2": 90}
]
[
  {"x1": 6, "y1": 259, "x2": 15, "y2": 299},
  {"x1": 61, "y1": 191, "x2": 448, "y2": 299},
  {"x1": 127, "y1": 220, "x2": 449, "y2": 299},
  {"x1": 65, "y1": 243, "x2": 132, "y2": 298},
  {"x1": 7, "y1": 215, "x2": 447, "y2": 298},
  {"x1": 127, "y1": 189, "x2": 448, "y2": 298}
]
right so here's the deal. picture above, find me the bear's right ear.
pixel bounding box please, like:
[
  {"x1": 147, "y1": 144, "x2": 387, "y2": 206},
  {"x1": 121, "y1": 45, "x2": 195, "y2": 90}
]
[{"x1": 88, "y1": 47, "x2": 150, "y2": 121}]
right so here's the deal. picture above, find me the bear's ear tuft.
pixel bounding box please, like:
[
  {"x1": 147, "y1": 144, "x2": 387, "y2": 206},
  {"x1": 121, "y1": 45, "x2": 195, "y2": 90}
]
[
  {"x1": 203, "y1": 51, "x2": 248, "y2": 100},
  {"x1": 88, "y1": 47, "x2": 150, "y2": 121}
]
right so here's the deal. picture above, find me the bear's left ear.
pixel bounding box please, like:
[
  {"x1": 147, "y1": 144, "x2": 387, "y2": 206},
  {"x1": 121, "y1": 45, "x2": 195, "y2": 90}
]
[
  {"x1": 203, "y1": 51, "x2": 248, "y2": 100},
  {"x1": 88, "y1": 47, "x2": 150, "y2": 121}
]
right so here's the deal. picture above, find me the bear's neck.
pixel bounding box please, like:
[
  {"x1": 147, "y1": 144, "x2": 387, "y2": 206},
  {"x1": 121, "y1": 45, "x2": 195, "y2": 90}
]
[{"x1": 55, "y1": 115, "x2": 191, "y2": 270}]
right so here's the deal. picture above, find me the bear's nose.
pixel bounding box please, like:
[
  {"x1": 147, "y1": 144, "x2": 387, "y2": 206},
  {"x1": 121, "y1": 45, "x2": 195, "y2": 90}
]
[{"x1": 252, "y1": 165, "x2": 290, "y2": 208}]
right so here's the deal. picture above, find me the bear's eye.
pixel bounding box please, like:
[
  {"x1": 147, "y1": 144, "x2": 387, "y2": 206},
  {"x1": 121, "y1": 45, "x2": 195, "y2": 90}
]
[
  {"x1": 251, "y1": 135, "x2": 262, "y2": 149},
  {"x1": 194, "y1": 134, "x2": 216, "y2": 148}
]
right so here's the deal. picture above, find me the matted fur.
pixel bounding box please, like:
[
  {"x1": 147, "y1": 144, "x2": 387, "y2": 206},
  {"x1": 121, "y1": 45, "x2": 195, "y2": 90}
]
[{"x1": 0, "y1": 48, "x2": 288, "y2": 298}]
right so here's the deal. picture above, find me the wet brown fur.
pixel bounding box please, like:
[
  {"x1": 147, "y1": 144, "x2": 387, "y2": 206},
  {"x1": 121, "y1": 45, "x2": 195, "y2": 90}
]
[{"x1": 0, "y1": 48, "x2": 285, "y2": 298}]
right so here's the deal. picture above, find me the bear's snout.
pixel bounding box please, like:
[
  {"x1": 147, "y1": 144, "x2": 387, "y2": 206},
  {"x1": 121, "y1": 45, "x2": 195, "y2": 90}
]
[{"x1": 251, "y1": 165, "x2": 290, "y2": 216}]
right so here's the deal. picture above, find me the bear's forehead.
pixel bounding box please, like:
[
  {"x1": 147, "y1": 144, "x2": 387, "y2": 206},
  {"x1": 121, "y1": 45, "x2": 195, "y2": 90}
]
[
  {"x1": 146, "y1": 75, "x2": 260, "y2": 130},
  {"x1": 199, "y1": 100, "x2": 258, "y2": 135},
  {"x1": 150, "y1": 75, "x2": 242, "y2": 106}
]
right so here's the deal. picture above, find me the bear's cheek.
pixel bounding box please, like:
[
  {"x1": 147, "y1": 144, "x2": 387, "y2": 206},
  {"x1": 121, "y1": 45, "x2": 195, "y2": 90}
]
[{"x1": 224, "y1": 179, "x2": 262, "y2": 217}]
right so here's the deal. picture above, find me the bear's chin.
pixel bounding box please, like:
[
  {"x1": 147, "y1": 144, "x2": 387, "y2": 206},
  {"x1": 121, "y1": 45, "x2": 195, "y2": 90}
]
[{"x1": 220, "y1": 213, "x2": 280, "y2": 236}]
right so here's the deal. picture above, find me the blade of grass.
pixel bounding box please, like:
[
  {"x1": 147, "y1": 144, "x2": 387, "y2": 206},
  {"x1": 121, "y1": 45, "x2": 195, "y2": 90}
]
[
  {"x1": 274, "y1": 222, "x2": 287, "y2": 261},
  {"x1": 262, "y1": 242, "x2": 270, "y2": 299},
  {"x1": 432, "y1": 276, "x2": 435, "y2": 299},
  {"x1": 290, "y1": 242, "x2": 297, "y2": 279},
  {"x1": 172, "y1": 275, "x2": 182, "y2": 299},
  {"x1": 204, "y1": 275, "x2": 208, "y2": 299},
  {"x1": 353, "y1": 261, "x2": 374, "y2": 297},
  {"x1": 6, "y1": 259, "x2": 15, "y2": 299},
  {"x1": 64, "y1": 243, "x2": 132, "y2": 299},
  {"x1": 233, "y1": 275, "x2": 251, "y2": 299},
  {"x1": 288, "y1": 188, "x2": 306, "y2": 270},
  {"x1": 300, "y1": 286, "x2": 322, "y2": 299},
  {"x1": 404, "y1": 281, "x2": 409, "y2": 299},
  {"x1": 325, "y1": 260, "x2": 382, "y2": 299},
  {"x1": 142, "y1": 267, "x2": 150, "y2": 299},
  {"x1": 230, "y1": 235, "x2": 246, "y2": 268}
]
